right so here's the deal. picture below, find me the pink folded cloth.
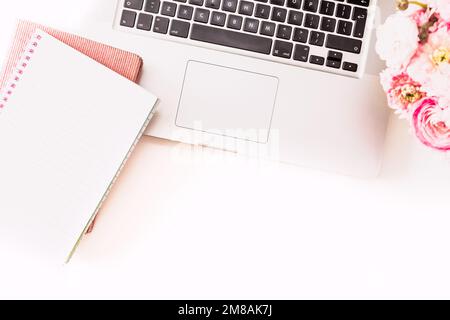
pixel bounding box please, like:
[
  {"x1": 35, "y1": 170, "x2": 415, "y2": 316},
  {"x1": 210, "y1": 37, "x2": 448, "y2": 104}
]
[
  {"x1": 0, "y1": 20, "x2": 144, "y2": 233},
  {"x1": 1, "y1": 20, "x2": 143, "y2": 89}
]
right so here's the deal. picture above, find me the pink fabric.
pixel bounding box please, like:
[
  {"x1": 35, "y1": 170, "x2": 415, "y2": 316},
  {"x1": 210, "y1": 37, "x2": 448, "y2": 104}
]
[
  {"x1": 0, "y1": 20, "x2": 143, "y2": 89},
  {"x1": 0, "y1": 20, "x2": 144, "y2": 233}
]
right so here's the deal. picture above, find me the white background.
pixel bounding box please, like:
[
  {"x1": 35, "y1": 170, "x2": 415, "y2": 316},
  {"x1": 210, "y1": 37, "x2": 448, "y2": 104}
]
[{"x1": 1, "y1": 0, "x2": 450, "y2": 299}]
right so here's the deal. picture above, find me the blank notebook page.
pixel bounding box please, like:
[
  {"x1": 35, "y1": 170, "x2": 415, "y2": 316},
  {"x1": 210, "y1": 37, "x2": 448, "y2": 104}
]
[{"x1": 0, "y1": 30, "x2": 157, "y2": 262}]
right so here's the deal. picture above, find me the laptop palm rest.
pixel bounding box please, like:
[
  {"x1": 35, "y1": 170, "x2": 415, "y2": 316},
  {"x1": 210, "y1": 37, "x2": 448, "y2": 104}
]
[{"x1": 175, "y1": 61, "x2": 279, "y2": 144}]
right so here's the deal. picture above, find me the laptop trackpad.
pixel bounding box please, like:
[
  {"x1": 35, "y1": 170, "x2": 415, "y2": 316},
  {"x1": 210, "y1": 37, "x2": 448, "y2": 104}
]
[{"x1": 176, "y1": 61, "x2": 278, "y2": 143}]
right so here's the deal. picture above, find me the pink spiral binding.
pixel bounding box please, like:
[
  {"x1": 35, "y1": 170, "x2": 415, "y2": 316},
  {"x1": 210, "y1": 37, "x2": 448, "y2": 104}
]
[{"x1": 0, "y1": 33, "x2": 42, "y2": 111}]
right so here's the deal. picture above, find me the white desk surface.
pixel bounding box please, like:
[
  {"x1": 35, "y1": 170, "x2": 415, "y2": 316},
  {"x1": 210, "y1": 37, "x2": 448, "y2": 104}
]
[{"x1": 1, "y1": 1, "x2": 450, "y2": 300}]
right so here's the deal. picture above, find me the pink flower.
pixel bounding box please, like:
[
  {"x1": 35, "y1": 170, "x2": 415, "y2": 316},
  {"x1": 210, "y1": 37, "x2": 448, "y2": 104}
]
[
  {"x1": 376, "y1": 13, "x2": 420, "y2": 68},
  {"x1": 380, "y1": 70, "x2": 425, "y2": 116},
  {"x1": 428, "y1": 0, "x2": 450, "y2": 21},
  {"x1": 407, "y1": 24, "x2": 450, "y2": 101},
  {"x1": 408, "y1": 7, "x2": 434, "y2": 26},
  {"x1": 412, "y1": 97, "x2": 450, "y2": 151}
]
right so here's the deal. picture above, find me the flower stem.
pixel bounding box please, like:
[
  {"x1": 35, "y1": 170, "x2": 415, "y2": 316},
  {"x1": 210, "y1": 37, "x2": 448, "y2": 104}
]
[{"x1": 408, "y1": 1, "x2": 428, "y2": 9}]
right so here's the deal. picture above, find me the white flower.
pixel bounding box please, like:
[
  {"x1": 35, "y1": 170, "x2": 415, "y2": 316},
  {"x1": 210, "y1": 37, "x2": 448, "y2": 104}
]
[
  {"x1": 423, "y1": 63, "x2": 450, "y2": 100},
  {"x1": 436, "y1": 0, "x2": 450, "y2": 21},
  {"x1": 376, "y1": 13, "x2": 419, "y2": 68},
  {"x1": 425, "y1": 0, "x2": 450, "y2": 21},
  {"x1": 407, "y1": 26, "x2": 450, "y2": 102}
]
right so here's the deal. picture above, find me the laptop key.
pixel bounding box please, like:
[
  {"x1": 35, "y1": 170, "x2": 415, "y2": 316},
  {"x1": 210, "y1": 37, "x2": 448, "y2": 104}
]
[
  {"x1": 336, "y1": 4, "x2": 351, "y2": 19},
  {"x1": 352, "y1": 7, "x2": 368, "y2": 38},
  {"x1": 304, "y1": 13, "x2": 320, "y2": 29},
  {"x1": 178, "y1": 5, "x2": 194, "y2": 20},
  {"x1": 271, "y1": 7, "x2": 287, "y2": 22},
  {"x1": 243, "y1": 18, "x2": 259, "y2": 33},
  {"x1": 145, "y1": 0, "x2": 161, "y2": 13},
  {"x1": 190, "y1": 23, "x2": 273, "y2": 54},
  {"x1": 276, "y1": 25, "x2": 292, "y2": 40},
  {"x1": 353, "y1": 19, "x2": 366, "y2": 38},
  {"x1": 337, "y1": 20, "x2": 352, "y2": 36},
  {"x1": 326, "y1": 51, "x2": 342, "y2": 69},
  {"x1": 326, "y1": 59, "x2": 341, "y2": 69},
  {"x1": 347, "y1": 0, "x2": 370, "y2": 7},
  {"x1": 352, "y1": 5, "x2": 368, "y2": 21},
  {"x1": 120, "y1": 10, "x2": 137, "y2": 28},
  {"x1": 287, "y1": 0, "x2": 301, "y2": 9},
  {"x1": 273, "y1": 40, "x2": 293, "y2": 59},
  {"x1": 288, "y1": 10, "x2": 303, "y2": 26},
  {"x1": 309, "y1": 55, "x2": 324, "y2": 65},
  {"x1": 303, "y1": 0, "x2": 319, "y2": 12},
  {"x1": 137, "y1": 13, "x2": 153, "y2": 30},
  {"x1": 320, "y1": 17, "x2": 336, "y2": 32},
  {"x1": 211, "y1": 11, "x2": 226, "y2": 26},
  {"x1": 194, "y1": 8, "x2": 210, "y2": 23},
  {"x1": 343, "y1": 62, "x2": 358, "y2": 72},
  {"x1": 260, "y1": 21, "x2": 276, "y2": 36},
  {"x1": 309, "y1": 31, "x2": 325, "y2": 46},
  {"x1": 293, "y1": 44, "x2": 310, "y2": 62},
  {"x1": 328, "y1": 50, "x2": 343, "y2": 61},
  {"x1": 189, "y1": 0, "x2": 204, "y2": 5},
  {"x1": 153, "y1": 16, "x2": 170, "y2": 33},
  {"x1": 161, "y1": 1, "x2": 177, "y2": 16},
  {"x1": 292, "y1": 27, "x2": 308, "y2": 43},
  {"x1": 255, "y1": 4, "x2": 271, "y2": 19},
  {"x1": 270, "y1": 0, "x2": 285, "y2": 6},
  {"x1": 227, "y1": 15, "x2": 243, "y2": 30},
  {"x1": 170, "y1": 19, "x2": 191, "y2": 37},
  {"x1": 319, "y1": 0, "x2": 335, "y2": 16},
  {"x1": 124, "y1": 0, "x2": 144, "y2": 10},
  {"x1": 326, "y1": 34, "x2": 362, "y2": 54},
  {"x1": 222, "y1": 0, "x2": 238, "y2": 12},
  {"x1": 239, "y1": 1, "x2": 254, "y2": 16},
  {"x1": 205, "y1": 0, "x2": 221, "y2": 9}
]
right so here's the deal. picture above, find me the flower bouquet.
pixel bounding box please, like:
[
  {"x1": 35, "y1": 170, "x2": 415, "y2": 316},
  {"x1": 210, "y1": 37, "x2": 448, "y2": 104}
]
[{"x1": 376, "y1": 0, "x2": 450, "y2": 151}]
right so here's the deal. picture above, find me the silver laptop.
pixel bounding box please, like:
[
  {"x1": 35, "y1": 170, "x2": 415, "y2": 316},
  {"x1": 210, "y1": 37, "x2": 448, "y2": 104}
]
[{"x1": 84, "y1": 0, "x2": 393, "y2": 177}]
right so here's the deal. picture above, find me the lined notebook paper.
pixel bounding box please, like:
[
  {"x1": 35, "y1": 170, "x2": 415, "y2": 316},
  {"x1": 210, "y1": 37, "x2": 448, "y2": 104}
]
[
  {"x1": 0, "y1": 20, "x2": 145, "y2": 235},
  {"x1": 0, "y1": 30, "x2": 157, "y2": 263}
]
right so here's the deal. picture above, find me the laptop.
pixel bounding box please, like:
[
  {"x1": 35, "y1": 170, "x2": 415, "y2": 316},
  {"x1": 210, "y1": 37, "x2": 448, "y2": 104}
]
[{"x1": 83, "y1": 0, "x2": 393, "y2": 177}]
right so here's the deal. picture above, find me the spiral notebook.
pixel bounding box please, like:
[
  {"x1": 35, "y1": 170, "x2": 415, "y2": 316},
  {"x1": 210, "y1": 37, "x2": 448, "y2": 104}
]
[
  {"x1": 0, "y1": 30, "x2": 157, "y2": 263},
  {"x1": 0, "y1": 20, "x2": 144, "y2": 90},
  {"x1": 0, "y1": 20, "x2": 146, "y2": 235}
]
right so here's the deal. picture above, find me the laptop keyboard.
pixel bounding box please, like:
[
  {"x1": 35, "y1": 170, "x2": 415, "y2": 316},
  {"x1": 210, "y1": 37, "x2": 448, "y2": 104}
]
[{"x1": 118, "y1": 0, "x2": 372, "y2": 77}]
